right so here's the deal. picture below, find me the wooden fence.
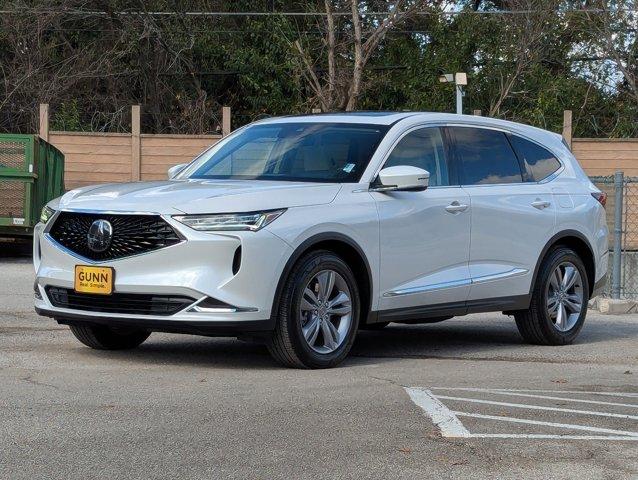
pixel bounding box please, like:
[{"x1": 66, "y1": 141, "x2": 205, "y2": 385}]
[
  {"x1": 572, "y1": 139, "x2": 638, "y2": 177},
  {"x1": 49, "y1": 132, "x2": 223, "y2": 190},
  {"x1": 38, "y1": 105, "x2": 638, "y2": 189},
  {"x1": 40, "y1": 104, "x2": 226, "y2": 190}
]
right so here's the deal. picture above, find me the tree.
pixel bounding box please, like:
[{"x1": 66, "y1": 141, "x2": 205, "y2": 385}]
[
  {"x1": 0, "y1": 1, "x2": 132, "y2": 132},
  {"x1": 484, "y1": 0, "x2": 562, "y2": 116},
  {"x1": 289, "y1": 0, "x2": 439, "y2": 111},
  {"x1": 0, "y1": 0, "x2": 635, "y2": 137},
  {"x1": 582, "y1": 1, "x2": 638, "y2": 105}
]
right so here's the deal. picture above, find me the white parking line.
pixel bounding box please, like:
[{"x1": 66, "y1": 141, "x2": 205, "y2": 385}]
[
  {"x1": 405, "y1": 387, "x2": 638, "y2": 441},
  {"x1": 469, "y1": 434, "x2": 638, "y2": 441},
  {"x1": 431, "y1": 387, "x2": 638, "y2": 399},
  {"x1": 453, "y1": 411, "x2": 638, "y2": 438},
  {"x1": 405, "y1": 387, "x2": 470, "y2": 437},
  {"x1": 435, "y1": 394, "x2": 638, "y2": 421},
  {"x1": 430, "y1": 387, "x2": 638, "y2": 409}
]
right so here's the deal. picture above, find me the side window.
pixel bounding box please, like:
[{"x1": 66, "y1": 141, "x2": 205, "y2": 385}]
[
  {"x1": 451, "y1": 127, "x2": 523, "y2": 185},
  {"x1": 384, "y1": 127, "x2": 450, "y2": 187},
  {"x1": 509, "y1": 134, "x2": 561, "y2": 182}
]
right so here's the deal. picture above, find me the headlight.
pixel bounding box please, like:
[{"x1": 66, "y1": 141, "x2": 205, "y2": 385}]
[
  {"x1": 40, "y1": 205, "x2": 56, "y2": 224},
  {"x1": 173, "y1": 209, "x2": 286, "y2": 232}
]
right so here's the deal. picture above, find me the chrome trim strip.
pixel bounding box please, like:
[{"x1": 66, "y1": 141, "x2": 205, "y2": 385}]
[
  {"x1": 383, "y1": 268, "x2": 529, "y2": 297},
  {"x1": 368, "y1": 121, "x2": 565, "y2": 186},
  {"x1": 35, "y1": 304, "x2": 261, "y2": 322},
  {"x1": 190, "y1": 305, "x2": 258, "y2": 313},
  {"x1": 57, "y1": 208, "x2": 162, "y2": 215},
  {"x1": 384, "y1": 278, "x2": 471, "y2": 297},
  {"x1": 472, "y1": 267, "x2": 529, "y2": 284},
  {"x1": 187, "y1": 296, "x2": 258, "y2": 313}
]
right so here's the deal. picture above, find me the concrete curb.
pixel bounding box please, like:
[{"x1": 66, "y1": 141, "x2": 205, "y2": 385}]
[{"x1": 589, "y1": 297, "x2": 638, "y2": 315}]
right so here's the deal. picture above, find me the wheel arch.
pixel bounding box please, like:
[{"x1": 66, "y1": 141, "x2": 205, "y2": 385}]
[
  {"x1": 270, "y1": 233, "x2": 374, "y2": 325},
  {"x1": 530, "y1": 230, "x2": 596, "y2": 296}
]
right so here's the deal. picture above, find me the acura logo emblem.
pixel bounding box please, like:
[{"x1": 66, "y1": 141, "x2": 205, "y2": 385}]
[{"x1": 87, "y1": 219, "x2": 113, "y2": 253}]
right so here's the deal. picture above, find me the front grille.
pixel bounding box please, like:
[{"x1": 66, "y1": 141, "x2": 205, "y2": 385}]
[
  {"x1": 46, "y1": 287, "x2": 196, "y2": 316},
  {"x1": 49, "y1": 211, "x2": 182, "y2": 261}
]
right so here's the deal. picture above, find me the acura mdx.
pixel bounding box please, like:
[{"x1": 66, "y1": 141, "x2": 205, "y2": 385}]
[{"x1": 34, "y1": 112, "x2": 609, "y2": 368}]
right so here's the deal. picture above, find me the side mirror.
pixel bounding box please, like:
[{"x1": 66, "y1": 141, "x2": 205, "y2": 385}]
[
  {"x1": 168, "y1": 163, "x2": 187, "y2": 179},
  {"x1": 373, "y1": 166, "x2": 430, "y2": 192}
]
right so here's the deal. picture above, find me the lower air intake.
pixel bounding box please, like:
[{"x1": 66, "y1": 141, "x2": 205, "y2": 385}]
[{"x1": 46, "y1": 287, "x2": 196, "y2": 316}]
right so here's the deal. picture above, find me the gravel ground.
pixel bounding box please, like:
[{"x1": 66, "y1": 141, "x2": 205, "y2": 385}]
[{"x1": 1, "y1": 251, "x2": 637, "y2": 479}]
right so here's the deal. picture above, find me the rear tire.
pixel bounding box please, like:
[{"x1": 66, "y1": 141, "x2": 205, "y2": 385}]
[
  {"x1": 69, "y1": 324, "x2": 151, "y2": 350},
  {"x1": 267, "y1": 250, "x2": 361, "y2": 368},
  {"x1": 515, "y1": 246, "x2": 589, "y2": 345}
]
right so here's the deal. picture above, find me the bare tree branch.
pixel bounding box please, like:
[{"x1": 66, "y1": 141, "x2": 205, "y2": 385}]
[{"x1": 291, "y1": 0, "x2": 434, "y2": 112}]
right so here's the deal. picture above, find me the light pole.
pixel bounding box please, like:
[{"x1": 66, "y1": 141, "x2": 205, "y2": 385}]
[{"x1": 439, "y1": 72, "x2": 468, "y2": 114}]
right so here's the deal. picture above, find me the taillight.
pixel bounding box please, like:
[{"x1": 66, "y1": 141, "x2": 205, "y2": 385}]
[{"x1": 591, "y1": 191, "x2": 607, "y2": 208}]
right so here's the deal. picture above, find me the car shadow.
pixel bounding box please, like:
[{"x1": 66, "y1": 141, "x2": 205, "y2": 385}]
[
  {"x1": 349, "y1": 321, "x2": 531, "y2": 363},
  {"x1": 76, "y1": 335, "x2": 281, "y2": 371},
  {"x1": 0, "y1": 242, "x2": 32, "y2": 260},
  {"x1": 350, "y1": 315, "x2": 638, "y2": 361},
  {"x1": 71, "y1": 313, "x2": 638, "y2": 370}
]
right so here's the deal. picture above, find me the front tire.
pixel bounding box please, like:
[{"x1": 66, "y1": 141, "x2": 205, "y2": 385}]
[
  {"x1": 515, "y1": 246, "x2": 589, "y2": 345},
  {"x1": 267, "y1": 250, "x2": 361, "y2": 368},
  {"x1": 69, "y1": 324, "x2": 151, "y2": 350}
]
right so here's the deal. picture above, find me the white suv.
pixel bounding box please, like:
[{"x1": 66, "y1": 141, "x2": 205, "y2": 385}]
[{"x1": 34, "y1": 112, "x2": 609, "y2": 368}]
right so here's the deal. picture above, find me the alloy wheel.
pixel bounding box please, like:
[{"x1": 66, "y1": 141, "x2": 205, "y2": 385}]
[
  {"x1": 299, "y1": 269, "x2": 352, "y2": 354},
  {"x1": 546, "y1": 261, "x2": 584, "y2": 332}
]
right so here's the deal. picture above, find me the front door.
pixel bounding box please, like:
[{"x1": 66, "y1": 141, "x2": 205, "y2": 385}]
[{"x1": 373, "y1": 127, "x2": 471, "y2": 316}]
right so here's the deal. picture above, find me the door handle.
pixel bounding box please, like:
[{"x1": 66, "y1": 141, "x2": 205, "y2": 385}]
[
  {"x1": 445, "y1": 201, "x2": 469, "y2": 214},
  {"x1": 531, "y1": 199, "x2": 551, "y2": 210}
]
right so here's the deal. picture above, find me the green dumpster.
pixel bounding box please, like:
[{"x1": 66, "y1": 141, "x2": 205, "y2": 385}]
[{"x1": 0, "y1": 134, "x2": 64, "y2": 239}]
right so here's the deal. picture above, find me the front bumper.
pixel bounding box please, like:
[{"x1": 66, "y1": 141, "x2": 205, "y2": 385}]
[
  {"x1": 33, "y1": 214, "x2": 293, "y2": 333},
  {"x1": 35, "y1": 306, "x2": 275, "y2": 336}
]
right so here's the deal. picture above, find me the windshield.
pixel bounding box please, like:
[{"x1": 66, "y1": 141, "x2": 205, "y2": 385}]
[{"x1": 180, "y1": 122, "x2": 388, "y2": 183}]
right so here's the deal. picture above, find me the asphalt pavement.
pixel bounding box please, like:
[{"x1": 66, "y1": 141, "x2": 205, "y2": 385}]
[{"x1": 1, "y1": 248, "x2": 637, "y2": 479}]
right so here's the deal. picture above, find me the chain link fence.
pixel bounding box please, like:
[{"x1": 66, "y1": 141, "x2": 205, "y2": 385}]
[{"x1": 590, "y1": 173, "x2": 638, "y2": 299}]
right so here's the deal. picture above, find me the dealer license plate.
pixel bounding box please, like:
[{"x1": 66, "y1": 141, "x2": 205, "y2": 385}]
[{"x1": 74, "y1": 265, "x2": 113, "y2": 295}]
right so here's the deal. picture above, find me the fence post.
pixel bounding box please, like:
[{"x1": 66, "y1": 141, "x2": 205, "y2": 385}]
[
  {"x1": 39, "y1": 104, "x2": 49, "y2": 141},
  {"x1": 612, "y1": 170, "x2": 624, "y2": 299},
  {"x1": 131, "y1": 105, "x2": 141, "y2": 181},
  {"x1": 562, "y1": 110, "x2": 572, "y2": 149},
  {"x1": 222, "y1": 106, "x2": 231, "y2": 137}
]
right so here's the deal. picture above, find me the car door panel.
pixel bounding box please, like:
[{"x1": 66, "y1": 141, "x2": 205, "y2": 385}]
[
  {"x1": 375, "y1": 187, "x2": 471, "y2": 310},
  {"x1": 462, "y1": 183, "x2": 556, "y2": 300},
  {"x1": 372, "y1": 126, "x2": 471, "y2": 312}
]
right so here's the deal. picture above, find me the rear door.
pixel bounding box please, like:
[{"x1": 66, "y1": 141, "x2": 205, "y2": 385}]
[{"x1": 448, "y1": 126, "x2": 556, "y2": 304}]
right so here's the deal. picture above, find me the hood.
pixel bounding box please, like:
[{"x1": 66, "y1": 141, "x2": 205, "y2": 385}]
[{"x1": 57, "y1": 180, "x2": 342, "y2": 214}]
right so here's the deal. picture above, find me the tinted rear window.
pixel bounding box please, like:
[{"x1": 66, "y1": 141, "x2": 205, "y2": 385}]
[
  {"x1": 451, "y1": 127, "x2": 523, "y2": 185},
  {"x1": 509, "y1": 134, "x2": 562, "y2": 182}
]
